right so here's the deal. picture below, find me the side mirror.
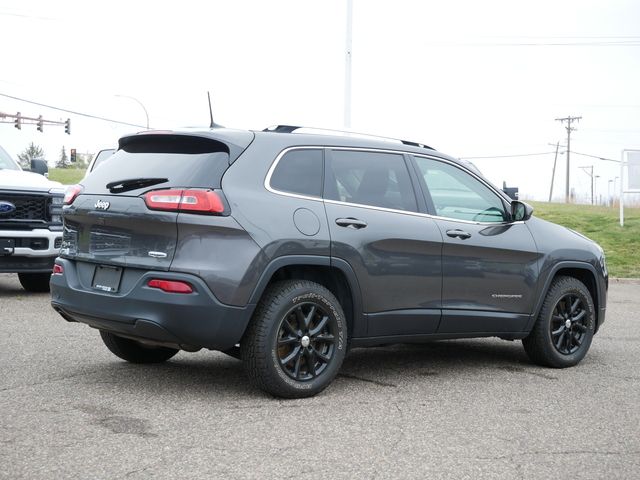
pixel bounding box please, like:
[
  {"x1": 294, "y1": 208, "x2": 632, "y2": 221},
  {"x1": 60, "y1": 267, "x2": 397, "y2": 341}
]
[
  {"x1": 511, "y1": 201, "x2": 533, "y2": 222},
  {"x1": 30, "y1": 158, "x2": 49, "y2": 177}
]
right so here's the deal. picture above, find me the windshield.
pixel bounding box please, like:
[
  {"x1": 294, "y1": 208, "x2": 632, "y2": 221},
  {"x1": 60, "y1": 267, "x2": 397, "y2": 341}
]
[{"x1": 0, "y1": 145, "x2": 21, "y2": 171}]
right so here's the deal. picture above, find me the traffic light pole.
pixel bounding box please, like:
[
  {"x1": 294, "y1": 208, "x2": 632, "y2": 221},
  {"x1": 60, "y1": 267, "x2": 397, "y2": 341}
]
[{"x1": 0, "y1": 111, "x2": 70, "y2": 134}]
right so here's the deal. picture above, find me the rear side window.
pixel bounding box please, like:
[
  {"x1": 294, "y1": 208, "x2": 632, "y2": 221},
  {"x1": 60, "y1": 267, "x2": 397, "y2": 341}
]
[
  {"x1": 81, "y1": 135, "x2": 230, "y2": 195},
  {"x1": 269, "y1": 149, "x2": 323, "y2": 198},
  {"x1": 325, "y1": 150, "x2": 417, "y2": 212}
]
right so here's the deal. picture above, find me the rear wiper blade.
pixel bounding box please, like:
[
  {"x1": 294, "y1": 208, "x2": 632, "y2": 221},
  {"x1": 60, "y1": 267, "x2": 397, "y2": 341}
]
[{"x1": 106, "y1": 177, "x2": 168, "y2": 194}]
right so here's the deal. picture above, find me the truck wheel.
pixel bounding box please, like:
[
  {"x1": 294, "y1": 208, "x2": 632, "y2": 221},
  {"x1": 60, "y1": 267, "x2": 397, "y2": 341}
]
[
  {"x1": 100, "y1": 331, "x2": 179, "y2": 363},
  {"x1": 241, "y1": 280, "x2": 348, "y2": 398},
  {"x1": 18, "y1": 272, "x2": 51, "y2": 293},
  {"x1": 523, "y1": 276, "x2": 595, "y2": 368}
]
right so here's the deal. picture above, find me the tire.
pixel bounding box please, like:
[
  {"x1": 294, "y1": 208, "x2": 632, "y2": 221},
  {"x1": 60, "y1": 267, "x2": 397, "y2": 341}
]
[
  {"x1": 241, "y1": 280, "x2": 348, "y2": 398},
  {"x1": 18, "y1": 272, "x2": 51, "y2": 293},
  {"x1": 523, "y1": 276, "x2": 595, "y2": 368},
  {"x1": 99, "y1": 331, "x2": 179, "y2": 364}
]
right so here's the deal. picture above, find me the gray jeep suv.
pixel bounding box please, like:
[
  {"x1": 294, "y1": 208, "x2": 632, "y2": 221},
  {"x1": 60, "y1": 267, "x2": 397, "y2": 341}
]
[{"x1": 50, "y1": 126, "x2": 608, "y2": 398}]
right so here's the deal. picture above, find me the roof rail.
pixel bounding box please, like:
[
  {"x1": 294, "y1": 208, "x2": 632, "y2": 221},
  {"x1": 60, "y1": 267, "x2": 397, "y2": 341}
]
[{"x1": 262, "y1": 125, "x2": 435, "y2": 151}]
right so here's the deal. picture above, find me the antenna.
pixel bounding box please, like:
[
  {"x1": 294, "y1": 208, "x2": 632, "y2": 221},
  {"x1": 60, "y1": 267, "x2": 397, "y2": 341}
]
[{"x1": 207, "y1": 91, "x2": 215, "y2": 128}]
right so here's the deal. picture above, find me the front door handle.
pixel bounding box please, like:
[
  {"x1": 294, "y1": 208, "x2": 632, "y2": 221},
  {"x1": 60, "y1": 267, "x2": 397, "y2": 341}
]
[
  {"x1": 446, "y1": 229, "x2": 471, "y2": 239},
  {"x1": 335, "y1": 217, "x2": 368, "y2": 229}
]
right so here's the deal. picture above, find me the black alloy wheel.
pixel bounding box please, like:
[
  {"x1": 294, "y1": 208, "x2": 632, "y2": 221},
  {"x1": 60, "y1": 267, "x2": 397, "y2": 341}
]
[
  {"x1": 550, "y1": 294, "x2": 589, "y2": 355},
  {"x1": 241, "y1": 280, "x2": 347, "y2": 398},
  {"x1": 277, "y1": 302, "x2": 337, "y2": 381},
  {"x1": 522, "y1": 275, "x2": 595, "y2": 368}
]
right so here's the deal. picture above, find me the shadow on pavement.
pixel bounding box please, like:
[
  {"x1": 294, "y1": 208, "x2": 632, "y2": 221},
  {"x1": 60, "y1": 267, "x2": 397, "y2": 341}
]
[{"x1": 70, "y1": 338, "x2": 536, "y2": 399}]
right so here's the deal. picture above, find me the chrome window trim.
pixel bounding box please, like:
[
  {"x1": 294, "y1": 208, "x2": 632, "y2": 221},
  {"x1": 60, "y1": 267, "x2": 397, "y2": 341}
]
[
  {"x1": 410, "y1": 153, "x2": 515, "y2": 225},
  {"x1": 264, "y1": 146, "x2": 325, "y2": 202},
  {"x1": 264, "y1": 145, "x2": 521, "y2": 226}
]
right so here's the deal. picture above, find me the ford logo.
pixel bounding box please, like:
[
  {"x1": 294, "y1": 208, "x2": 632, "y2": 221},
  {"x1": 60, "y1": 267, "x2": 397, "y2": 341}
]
[
  {"x1": 94, "y1": 200, "x2": 110, "y2": 211},
  {"x1": 0, "y1": 201, "x2": 16, "y2": 215}
]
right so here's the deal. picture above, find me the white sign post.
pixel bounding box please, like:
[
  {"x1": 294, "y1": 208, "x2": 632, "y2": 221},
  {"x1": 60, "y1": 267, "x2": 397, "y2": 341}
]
[{"x1": 620, "y1": 150, "x2": 640, "y2": 226}]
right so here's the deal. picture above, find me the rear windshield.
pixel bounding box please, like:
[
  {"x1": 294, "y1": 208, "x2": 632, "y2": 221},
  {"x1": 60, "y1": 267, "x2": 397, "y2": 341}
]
[{"x1": 81, "y1": 135, "x2": 230, "y2": 195}]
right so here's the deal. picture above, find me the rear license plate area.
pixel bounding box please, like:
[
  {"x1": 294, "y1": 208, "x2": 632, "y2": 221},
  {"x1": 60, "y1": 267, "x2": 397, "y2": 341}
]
[{"x1": 92, "y1": 265, "x2": 122, "y2": 293}]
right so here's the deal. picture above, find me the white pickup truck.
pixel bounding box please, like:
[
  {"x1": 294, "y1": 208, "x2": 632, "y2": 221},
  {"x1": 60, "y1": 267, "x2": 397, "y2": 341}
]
[{"x1": 0, "y1": 145, "x2": 64, "y2": 291}]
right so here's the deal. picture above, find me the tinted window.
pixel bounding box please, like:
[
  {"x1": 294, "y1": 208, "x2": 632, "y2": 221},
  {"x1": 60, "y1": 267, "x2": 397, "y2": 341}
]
[
  {"x1": 326, "y1": 150, "x2": 417, "y2": 212},
  {"x1": 270, "y1": 149, "x2": 323, "y2": 197},
  {"x1": 91, "y1": 149, "x2": 116, "y2": 172},
  {"x1": 81, "y1": 135, "x2": 230, "y2": 195},
  {"x1": 414, "y1": 157, "x2": 506, "y2": 223}
]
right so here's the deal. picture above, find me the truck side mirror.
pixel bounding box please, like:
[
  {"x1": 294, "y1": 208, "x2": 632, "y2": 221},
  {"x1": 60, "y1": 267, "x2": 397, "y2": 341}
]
[{"x1": 30, "y1": 158, "x2": 49, "y2": 177}]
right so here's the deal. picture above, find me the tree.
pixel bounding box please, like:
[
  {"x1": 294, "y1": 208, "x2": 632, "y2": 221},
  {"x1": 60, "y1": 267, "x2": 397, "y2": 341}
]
[
  {"x1": 76, "y1": 153, "x2": 92, "y2": 169},
  {"x1": 17, "y1": 142, "x2": 45, "y2": 169},
  {"x1": 57, "y1": 146, "x2": 69, "y2": 168}
]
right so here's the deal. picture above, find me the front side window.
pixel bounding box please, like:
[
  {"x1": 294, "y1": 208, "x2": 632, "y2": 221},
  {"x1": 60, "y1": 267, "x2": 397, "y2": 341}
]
[
  {"x1": 414, "y1": 156, "x2": 507, "y2": 223},
  {"x1": 326, "y1": 150, "x2": 417, "y2": 212},
  {"x1": 270, "y1": 149, "x2": 323, "y2": 198}
]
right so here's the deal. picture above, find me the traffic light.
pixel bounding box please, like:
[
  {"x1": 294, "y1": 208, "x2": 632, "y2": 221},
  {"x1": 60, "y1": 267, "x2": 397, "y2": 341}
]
[
  {"x1": 14, "y1": 112, "x2": 21, "y2": 130},
  {"x1": 64, "y1": 118, "x2": 71, "y2": 135},
  {"x1": 37, "y1": 115, "x2": 44, "y2": 132},
  {"x1": 70, "y1": 148, "x2": 77, "y2": 163}
]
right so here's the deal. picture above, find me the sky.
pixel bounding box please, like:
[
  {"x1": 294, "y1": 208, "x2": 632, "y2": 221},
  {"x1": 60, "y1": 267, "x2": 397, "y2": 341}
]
[{"x1": 1, "y1": 0, "x2": 639, "y2": 202}]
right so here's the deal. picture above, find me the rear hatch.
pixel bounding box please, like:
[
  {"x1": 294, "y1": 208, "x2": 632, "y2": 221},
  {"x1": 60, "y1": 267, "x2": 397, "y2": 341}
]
[{"x1": 61, "y1": 131, "x2": 253, "y2": 271}]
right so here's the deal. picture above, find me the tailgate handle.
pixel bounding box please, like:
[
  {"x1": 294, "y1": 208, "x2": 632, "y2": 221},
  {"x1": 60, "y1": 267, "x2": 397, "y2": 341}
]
[{"x1": 335, "y1": 217, "x2": 368, "y2": 229}]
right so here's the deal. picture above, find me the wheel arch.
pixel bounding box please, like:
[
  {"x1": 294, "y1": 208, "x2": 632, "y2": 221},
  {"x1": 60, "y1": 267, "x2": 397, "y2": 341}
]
[
  {"x1": 247, "y1": 255, "x2": 364, "y2": 338},
  {"x1": 531, "y1": 261, "x2": 603, "y2": 332}
]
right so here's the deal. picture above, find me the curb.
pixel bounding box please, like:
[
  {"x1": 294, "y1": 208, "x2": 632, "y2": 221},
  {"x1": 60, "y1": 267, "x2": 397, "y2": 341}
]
[{"x1": 609, "y1": 277, "x2": 640, "y2": 284}]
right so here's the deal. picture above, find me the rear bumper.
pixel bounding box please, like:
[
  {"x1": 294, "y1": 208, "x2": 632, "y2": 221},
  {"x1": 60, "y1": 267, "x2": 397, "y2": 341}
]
[{"x1": 50, "y1": 258, "x2": 253, "y2": 351}]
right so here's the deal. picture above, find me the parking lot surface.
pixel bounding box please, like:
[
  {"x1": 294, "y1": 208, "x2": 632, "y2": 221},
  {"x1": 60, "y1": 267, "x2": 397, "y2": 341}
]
[{"x1": 1, "y1": 273, "x2": 638, "y2": 479}]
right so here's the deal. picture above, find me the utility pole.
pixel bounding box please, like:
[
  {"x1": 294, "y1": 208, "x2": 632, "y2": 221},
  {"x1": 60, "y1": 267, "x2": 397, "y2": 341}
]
[
  {"x1": 556, "y1": 115, "x2": 582, "y2": 202},
  {"x1": 549, "y1": 141, "x2": 560, "y2": 202},
  {"x1": 579, "y1": 165, "x2": 594, "y2": 205}
]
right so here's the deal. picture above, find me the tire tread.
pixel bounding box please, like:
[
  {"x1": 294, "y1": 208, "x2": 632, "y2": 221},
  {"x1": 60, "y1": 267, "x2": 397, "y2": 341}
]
[
  {"x1": 241, "y1": 280, "x2": 345, "y2": 398},
  {"x1": 523, "y1": 275, "x2": 594, "y2": 368}
]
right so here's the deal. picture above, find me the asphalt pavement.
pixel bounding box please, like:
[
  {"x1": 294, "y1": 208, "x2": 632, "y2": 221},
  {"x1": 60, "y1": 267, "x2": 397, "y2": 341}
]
[{"x1": 1, "y1": 273, "x2": 638, "y2": 479}]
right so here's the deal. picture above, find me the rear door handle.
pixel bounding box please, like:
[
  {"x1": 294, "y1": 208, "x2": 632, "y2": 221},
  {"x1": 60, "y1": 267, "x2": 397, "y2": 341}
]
[
  {"x1": 446, "y1": 229, "x2": 471, "y2": 239},
  {"x1": 335, "y1": 217, "x2": 368, "y2": 229}
]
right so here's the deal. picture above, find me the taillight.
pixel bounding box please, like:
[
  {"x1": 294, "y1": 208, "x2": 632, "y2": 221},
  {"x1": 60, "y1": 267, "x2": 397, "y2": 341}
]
[
  {"x1": 143, "y1": 189, "x2": 183, "y2": 210},
  {"x1": 147, "y1": 279, "x2": 193, "y2": 294},
  {"x1": 53, "y1": 264, "x2": 64, "y2": 275},
  {"x1": 63, "y1": 184, "x2": 83, "y2": 205},
  {"x1": 143, "y1": 189, "x2": 226, "y2": 214}
]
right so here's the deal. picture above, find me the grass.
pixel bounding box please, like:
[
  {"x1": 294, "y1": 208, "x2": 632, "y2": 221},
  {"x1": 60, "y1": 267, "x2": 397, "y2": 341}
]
[
  {"x1": 48, "y1": 168, "x2": 86, "y2": 185},
  {"x1": 530, "y1": 201, "x2": 640, "y2": 278}
]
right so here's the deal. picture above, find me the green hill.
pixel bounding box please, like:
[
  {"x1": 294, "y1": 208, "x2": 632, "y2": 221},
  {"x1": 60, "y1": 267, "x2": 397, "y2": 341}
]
[{"x1": 531, "y1": 201, "x2": 640, "y2": 278}]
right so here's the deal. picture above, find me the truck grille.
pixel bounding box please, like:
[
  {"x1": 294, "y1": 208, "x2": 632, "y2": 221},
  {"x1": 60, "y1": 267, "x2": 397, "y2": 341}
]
[{"x1": 0, "y1": 194, "x2": 48, "y2": 221}]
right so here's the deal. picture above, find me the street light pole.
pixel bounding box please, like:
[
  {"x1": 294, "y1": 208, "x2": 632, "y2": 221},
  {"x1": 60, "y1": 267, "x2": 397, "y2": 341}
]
[
  {"x1": 344, "y1": 0, "x2": 353, "y2": 129},
  {"x1": 116, "y1": 94, "x2": 149, "y2": 129}
]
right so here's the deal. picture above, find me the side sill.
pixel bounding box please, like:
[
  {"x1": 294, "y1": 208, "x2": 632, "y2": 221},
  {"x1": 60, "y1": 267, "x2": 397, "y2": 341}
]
[{"x1": 350, "y1": 331, "x2": 528, "y2": 348}]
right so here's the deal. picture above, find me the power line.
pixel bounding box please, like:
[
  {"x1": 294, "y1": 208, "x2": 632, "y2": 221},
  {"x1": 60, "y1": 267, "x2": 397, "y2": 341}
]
[
  {"x1": 572, "y1": 151, "x2": 619, "y2": 163},
  {"x1": 460, "y1": 152, "x2": 556, "y2": 159},
  {"x1": 0, "y1": 92, "x2": 146, "y2": 128},
  {"x1": 428, "y1": 41, "x2": 640, "y2": 47},
  {"x1": 461, "y1": 150, "x2": 621, "y2": 164}
]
